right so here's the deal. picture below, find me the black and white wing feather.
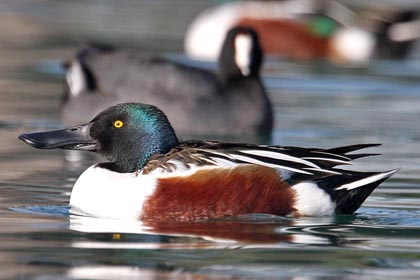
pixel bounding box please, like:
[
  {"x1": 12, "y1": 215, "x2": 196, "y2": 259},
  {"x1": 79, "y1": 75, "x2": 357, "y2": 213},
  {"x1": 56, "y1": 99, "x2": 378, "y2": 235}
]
[{"x1": 143, "y1": 141, "x2": 381, "y2": 179}]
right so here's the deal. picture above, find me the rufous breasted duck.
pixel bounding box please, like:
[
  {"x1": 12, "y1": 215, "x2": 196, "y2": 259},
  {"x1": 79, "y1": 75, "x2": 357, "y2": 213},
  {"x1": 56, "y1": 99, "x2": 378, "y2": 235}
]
[
  {"x1": 185, "y1": 0, "x2": 419, "y2": 63},
  {"x1": 61, "y1": 27, "x2": 272, "y2": 138},
  {"x1": 19, "y1": 103, "x2": 397, "y2": 221}
]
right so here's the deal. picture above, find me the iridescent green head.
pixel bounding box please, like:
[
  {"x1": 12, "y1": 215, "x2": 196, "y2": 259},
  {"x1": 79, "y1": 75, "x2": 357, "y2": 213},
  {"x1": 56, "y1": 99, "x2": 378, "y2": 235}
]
[{"x1": 19, "y1": 103, "x2": 179, "y2": 172}]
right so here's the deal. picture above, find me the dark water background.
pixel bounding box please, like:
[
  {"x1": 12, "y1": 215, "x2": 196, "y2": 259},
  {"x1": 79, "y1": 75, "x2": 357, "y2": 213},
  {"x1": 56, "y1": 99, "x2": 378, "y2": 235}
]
[{"x1": 1, "y1": 0, "x2": 420, "y2": 279}]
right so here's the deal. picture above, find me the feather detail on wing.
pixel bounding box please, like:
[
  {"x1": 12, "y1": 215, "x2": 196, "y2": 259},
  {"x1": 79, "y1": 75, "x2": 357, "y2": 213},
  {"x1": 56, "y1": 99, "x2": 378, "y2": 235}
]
[{"x1": 141, "y1": 141, "x2": 382, "y2": 180}]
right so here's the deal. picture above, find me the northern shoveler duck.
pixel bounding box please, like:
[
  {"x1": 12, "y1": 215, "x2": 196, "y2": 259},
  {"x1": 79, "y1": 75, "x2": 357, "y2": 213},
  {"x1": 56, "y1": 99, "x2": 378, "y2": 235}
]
[
  {"x1": 61, "y1": 27, "x2": 273, "y2": 138},
  {"x1": 185, "y1": 0, "x2": 419, "y2": 63},
  {"x1": 19, "y1": 103, "x2": 397, "y2": 221}
]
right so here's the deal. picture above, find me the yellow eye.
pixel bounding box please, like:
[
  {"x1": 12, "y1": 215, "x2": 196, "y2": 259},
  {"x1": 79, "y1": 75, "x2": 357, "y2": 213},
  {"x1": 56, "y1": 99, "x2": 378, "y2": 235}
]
[{"x1": 113, "y1": 120, "x2": 124, "y2": 128}]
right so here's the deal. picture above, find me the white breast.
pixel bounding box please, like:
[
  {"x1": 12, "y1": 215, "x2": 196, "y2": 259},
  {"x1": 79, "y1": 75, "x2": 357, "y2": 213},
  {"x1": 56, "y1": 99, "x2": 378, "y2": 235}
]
[{"x1": 69, "y1": 165, "x2": 157, "y2": 220}]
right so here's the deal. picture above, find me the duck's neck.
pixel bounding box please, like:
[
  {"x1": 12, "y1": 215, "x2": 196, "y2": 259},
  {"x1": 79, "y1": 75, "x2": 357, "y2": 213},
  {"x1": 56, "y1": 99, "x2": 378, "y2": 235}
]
[
  {"x1": 217, "y1": 47, "x2": 261, "y2": 84},
  {"x1": 109, "y1": 128, "x2": 179, "y2": 173},
  {"x1": 137, "y1": 130, "x2": 179, "y2": 171}
]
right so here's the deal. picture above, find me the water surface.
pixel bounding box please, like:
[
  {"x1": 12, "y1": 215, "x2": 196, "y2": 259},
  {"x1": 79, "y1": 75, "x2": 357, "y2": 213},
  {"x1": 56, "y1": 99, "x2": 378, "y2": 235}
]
[{"x1": 1, "y1": 1, "x2": 420, "y2": 279}]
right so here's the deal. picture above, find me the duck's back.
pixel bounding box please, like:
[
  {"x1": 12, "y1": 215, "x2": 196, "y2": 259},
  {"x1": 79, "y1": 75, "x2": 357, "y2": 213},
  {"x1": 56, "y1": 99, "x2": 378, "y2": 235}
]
[{"x1": 85, "y1": 51, "x2": 219, "y2": 100}]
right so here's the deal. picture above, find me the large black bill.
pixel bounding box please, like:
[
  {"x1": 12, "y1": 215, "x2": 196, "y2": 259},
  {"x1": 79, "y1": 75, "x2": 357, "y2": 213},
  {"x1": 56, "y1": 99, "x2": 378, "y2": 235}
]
[{"x1": 18, "y1": 123, "x2": 97, "y2": 150}]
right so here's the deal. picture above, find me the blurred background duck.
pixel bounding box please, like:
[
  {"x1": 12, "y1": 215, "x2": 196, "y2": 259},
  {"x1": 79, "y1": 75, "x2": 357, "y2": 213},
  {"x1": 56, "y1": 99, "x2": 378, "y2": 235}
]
[
  {"x1": 61, "y1": 27, "x2": 273, "y2": 140},
  {"x1": 185, "y1": 0, "x2": 420, "y2": 64}
]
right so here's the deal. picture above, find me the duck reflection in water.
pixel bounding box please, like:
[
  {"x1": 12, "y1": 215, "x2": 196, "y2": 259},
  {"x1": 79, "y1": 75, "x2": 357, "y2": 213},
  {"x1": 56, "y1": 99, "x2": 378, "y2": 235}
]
[{"x1": 69, "y1": 214, "x2": 363, "y2": 248}]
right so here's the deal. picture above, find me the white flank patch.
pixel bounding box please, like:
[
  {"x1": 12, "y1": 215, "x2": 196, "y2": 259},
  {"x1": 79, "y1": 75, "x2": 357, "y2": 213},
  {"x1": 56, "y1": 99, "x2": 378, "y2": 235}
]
[
  {"x1": 292, "y1": 182, "x2": 335, "y2": 216},
  {"x1": 331, "y1": 27, "x2": 375, "y2": 63},
  {"x1": 66, "y1": 60, "x2": 86, "y2": 97},
  {"x1": 69, "y1": 165, "x2": 157, "y2": 220},
  {"x1": 335, "y1": 169, "x2": 397, "y2": 191},
  {"x1": 234, "y1": 34, "x2": 252, "y2": 76}
]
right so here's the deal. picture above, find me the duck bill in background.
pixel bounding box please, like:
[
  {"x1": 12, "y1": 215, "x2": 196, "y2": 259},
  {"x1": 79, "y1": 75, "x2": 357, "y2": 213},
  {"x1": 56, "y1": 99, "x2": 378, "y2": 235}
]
[{"x1": 19, "y1": 123, "x2": 97, "y2": 151}]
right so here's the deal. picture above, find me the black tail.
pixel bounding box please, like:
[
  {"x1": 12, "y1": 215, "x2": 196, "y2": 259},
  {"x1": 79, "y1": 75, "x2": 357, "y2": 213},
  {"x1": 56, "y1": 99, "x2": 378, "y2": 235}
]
[
  {"x1": 308, "y1": 144, "x2": 382, "y2": 169},
  {"x1": 323, "y1": 143, "x2": 381, "y2": 155},
  {"x1": 317, "y1": 169, "x2": 398, "y2": 214}
]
